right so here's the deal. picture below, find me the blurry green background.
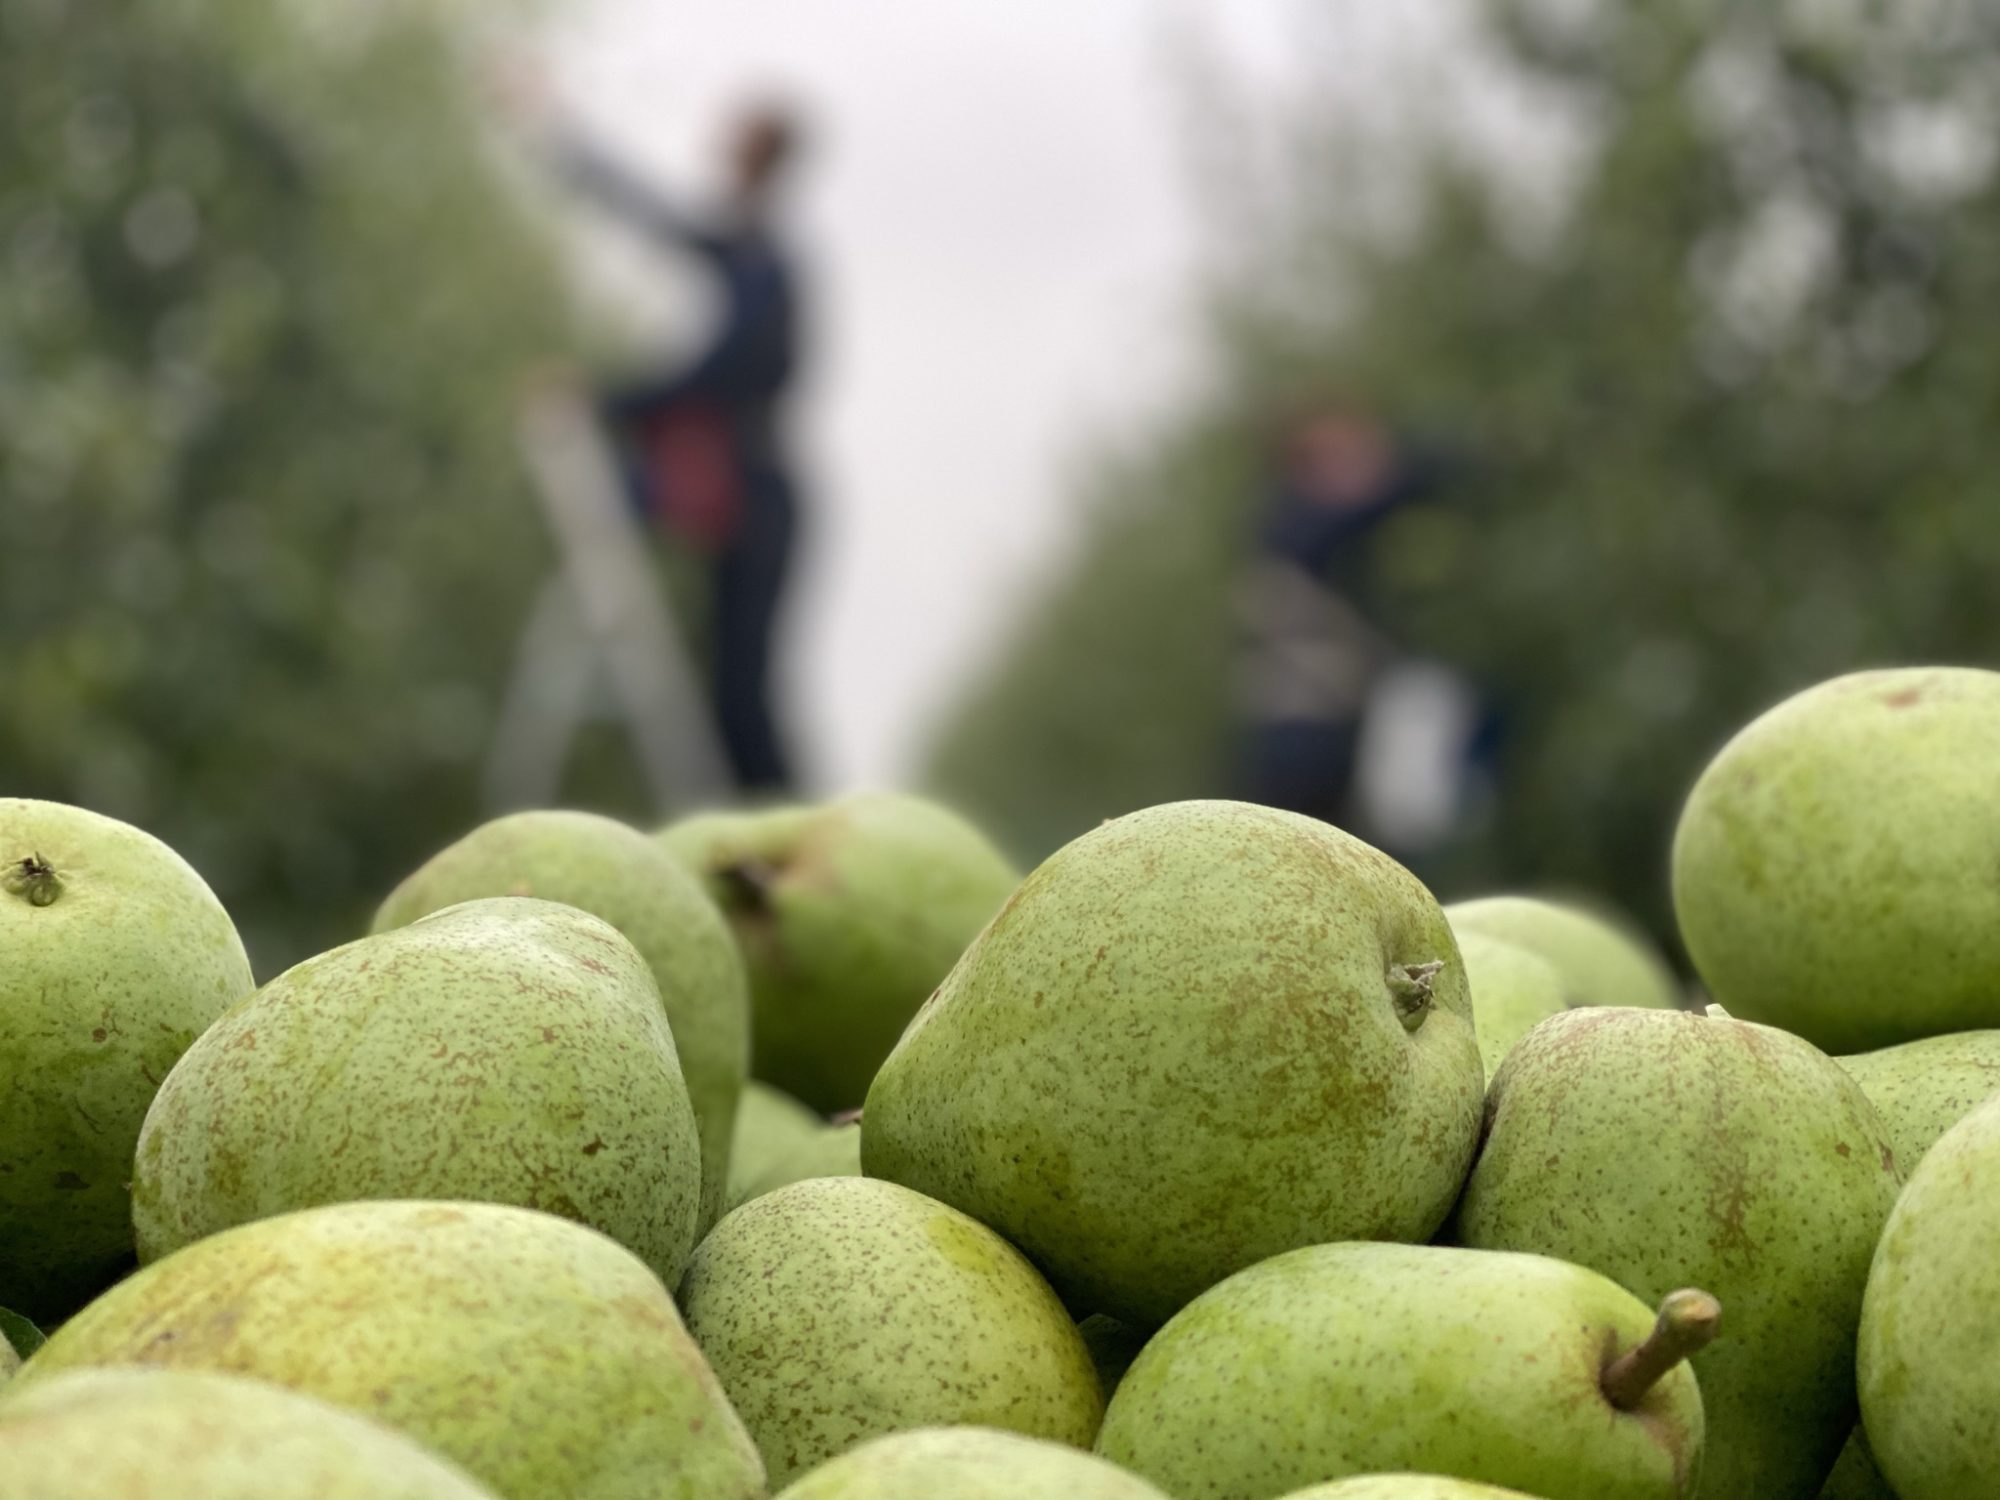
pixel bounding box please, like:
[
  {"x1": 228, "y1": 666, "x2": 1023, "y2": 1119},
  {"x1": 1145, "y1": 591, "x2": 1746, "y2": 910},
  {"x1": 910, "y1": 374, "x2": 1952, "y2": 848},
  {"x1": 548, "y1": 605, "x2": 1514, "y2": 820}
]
[
  {"x1": 3, "y1": 0, "x2": 574, "y2": 969},
  {"x1": 927, "y1": 1, "x2": 2000, "y2": 942},
  {"x1": 6, "y1": 0, "x2": 1998, "y2": 973}
]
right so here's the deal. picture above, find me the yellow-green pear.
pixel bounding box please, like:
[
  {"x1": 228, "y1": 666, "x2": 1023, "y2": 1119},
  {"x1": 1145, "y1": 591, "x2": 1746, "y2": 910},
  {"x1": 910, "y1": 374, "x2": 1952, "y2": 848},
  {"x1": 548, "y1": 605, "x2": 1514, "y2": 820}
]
[
  {"x1": 8, "y1": 1199, "x2": 765, "y2": 1500},
  {"x1": 1096, "y1": 1242, "x2": 1713, "y2": 1500},
  {"x1": 133, "y1": 899, "x2": 702, "y2": 1286},
  {"x1": 1454, "y1": 931, "x2": 1567, "y2": 1080},
  {"x1": 659, "y1": 792, "x2": 1018, "y2": 1112},
  {"x1": 1673, "y1": 667, "x2": 2000, "y2": 1053},
  {"x1": 1446, "y1": 894, "x2": 1680, "y2": 1010},
  {"x1": 1838, "y1": 1030, "x2": 2000, "y2": 1171},
  {"x1": 1, "y1": 799, "x2": 254, "y2": 1320},
  {"x1": 1454, "y1": 1007, "x2": 1902, "y2": 1498},
  {"x1": 731, "y1": 1120, "x2": 861, "y2": 1207},
  {"x1": 865, "y1": 800, "x2": 1483, "y2": 1328},
  {"x1": 679, "y1": 1176, "x2": 1101, "y2": 1485},
  {"x1": 774, "y1": 1427, "x2": 1171, "y2": 1500},
  {"x1": 0, "y1": 1368, "x2": 500, "y2": 1500},
  {"x1": 726, "y1": 1080, "x2": 824, "y2": 1205},
  {"x1": 373, "y1": 810, "x2": 747, "y2": 1229},
  {"x1": 1857, "y1": 1091, "x2": 2000, "y2": 1499}
]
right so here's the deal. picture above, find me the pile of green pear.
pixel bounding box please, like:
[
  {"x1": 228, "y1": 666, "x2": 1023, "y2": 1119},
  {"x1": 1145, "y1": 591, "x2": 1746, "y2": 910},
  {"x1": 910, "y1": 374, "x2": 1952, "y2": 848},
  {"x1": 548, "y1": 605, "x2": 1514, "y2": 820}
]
[{"x1": 3, "y1": 665, "x2": 1998, "y2": 1499}]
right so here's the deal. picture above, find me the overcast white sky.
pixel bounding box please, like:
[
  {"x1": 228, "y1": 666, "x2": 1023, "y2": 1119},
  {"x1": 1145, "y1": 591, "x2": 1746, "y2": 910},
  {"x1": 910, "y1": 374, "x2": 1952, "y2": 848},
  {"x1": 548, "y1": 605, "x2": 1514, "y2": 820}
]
[{"x1": 536, "y1": 2, "x2": 1420, "y2": 792}]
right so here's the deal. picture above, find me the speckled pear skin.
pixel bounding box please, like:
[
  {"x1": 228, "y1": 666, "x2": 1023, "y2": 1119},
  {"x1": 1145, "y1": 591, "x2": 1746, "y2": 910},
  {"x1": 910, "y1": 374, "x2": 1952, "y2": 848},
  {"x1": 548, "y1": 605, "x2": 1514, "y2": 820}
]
[
  {"x1": 1095, "y1": 1242, "x2": 1704, "y2": 1500},
  {"x1": 372, "y1": 810, "x2": 747, "y2": 1230},
  {"x1": 1278, "y1": 1478, "x2": 1545, "y2": 1499},
  {"x1": 1673, "y1": 667, "x2": 2000, "y2": 1054},
  {"x1": 0, "y1": 1337, "x2": 17, "y2": 1386},
  {"x1": 1858, "y1": 1092, "x2": 2000, "y2": 1500},
  {"x1": 1446, "y1": 895, "x2": 1681, "y2": 1010},
  {"x1": 132, "y1": 898, "x2": 702, "y2": 1285},
  {"x1": 862, "y1": 800, "x2": 1484, "y2": 1328},
  {"x1": 0, "y1": 1369, "x2": 501, "y2": 1500},
  {"x1": 678, "y1": 1176, "x2": 1102, "y2": 1486},
  {"x1": 1454, "y1": 931, "x2": 1567, "y2": 1081},
  {"x1": 1453, "y1": 1008, "x2": 1903, "y2": 1500},
  {"x1": 726, "y1": 1080, "x2": 824, "y2": 1204},
  {"x1": 730, "y1": 1121, "x2": 861, "y2": 1208},
  {"x1": 659, "y1": 793, "x2": 1020, "y2": 1113},
  {"x1": 774, "y1": 1426, "x2": 1171, "y2": 1500},
  {"x1": 0, "y1": 799, "x2": 255, "y2": 1322},
  {"x1": 7, "y1": 1200, "x2": 766, "y2": 1500},
  {"x1": 1837, "y1": 1030, "x2": 2000, "y2": 1172}
]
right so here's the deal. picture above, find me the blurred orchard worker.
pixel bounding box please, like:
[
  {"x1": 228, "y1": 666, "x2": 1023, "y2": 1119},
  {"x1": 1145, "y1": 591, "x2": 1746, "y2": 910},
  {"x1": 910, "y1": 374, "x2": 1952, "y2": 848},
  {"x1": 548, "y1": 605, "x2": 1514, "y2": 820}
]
[
  {"x1": 520, "y1": 82, "x2": 808, "y2": 794},
  {"x1": 1235, "y1": 403, "x2": 1447, "y2": 832}
]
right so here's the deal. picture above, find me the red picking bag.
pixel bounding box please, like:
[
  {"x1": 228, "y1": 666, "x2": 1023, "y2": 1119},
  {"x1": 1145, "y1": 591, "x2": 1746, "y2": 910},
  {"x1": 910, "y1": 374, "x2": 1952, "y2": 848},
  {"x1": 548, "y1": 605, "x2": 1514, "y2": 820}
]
[{"x1": 637, "y1": 400, "x2": 742, "y2": 554}]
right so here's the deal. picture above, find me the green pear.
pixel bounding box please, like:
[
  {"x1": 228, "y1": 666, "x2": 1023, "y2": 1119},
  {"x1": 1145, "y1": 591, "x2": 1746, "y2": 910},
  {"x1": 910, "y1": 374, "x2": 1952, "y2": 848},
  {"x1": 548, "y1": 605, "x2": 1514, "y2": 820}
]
[
  {"x1": 1279, "y1": 1480, "x2": 1547, "y2": 1499},
  {"x1": 774, "y1": 1427, "x2": 1171, "y2": 1500},
  {"x1": 133, "y1": 899, "x2": 702, "y2": 1286},
  {"x1": 657, "y1": 805, "x2": 792, "y2": 866},
  {"x1": 1673, "y1": 667, "x2": 2000, "y2": 1053},
  {"x1": 1453, "y1": 1007, "x2": 1902, "y2": 1499},
  {"x1": 678, "y1": 1176, "x2": 1101, "y2": 1485},
  {"x1": 727, "y1": 1080, "x2": 824, "y2": 1205},
  {"x1": 1838, "y1": 1030, "x2": 2000, "y2": 1171},
  {"x1": 1816, "y1": 1428, "x2": 1895, "y2": 1500},
  {"x1": 1454, "y1": 931, "x2": 1567, "y2": 1080},
  {"x1": 1857, "y1": 1091, "x2": 2000, "y2": 1499},
  {"x1": 6, "y1": 1199, "x2": 764, "y2": 1500},
  {"x1": 864, "y1": 800, "x2": 1484, "y2": 1328},
  {"x1": 1446, "y1": 894, "x2": 1681, "y2": 1010},
  {"x1": 1095, "y1": 1242, "x2": 1713, "y2": 1500},
  {"x1": 731, "y1": 1120, "x2": 861, "y2": 1207},
  {"x1": 373, "y1": 810, "x2": 747, "y2": 1229},
  {"x1": 0, "y1": 1368, "x2": 499, "y2": 1499},
  {"x1": 659, "y1": 792, "x2": 1019, "y2": 1112},
  {"x1": 0, "y1": 799, "x2": 254, "y2": 1321}
]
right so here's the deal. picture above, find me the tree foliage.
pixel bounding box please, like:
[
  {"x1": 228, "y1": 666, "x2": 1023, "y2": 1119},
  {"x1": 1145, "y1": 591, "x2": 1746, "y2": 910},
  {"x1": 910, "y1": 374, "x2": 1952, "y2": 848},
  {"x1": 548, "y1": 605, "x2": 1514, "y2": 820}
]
[
  {"x1": 927, "y1": 0, "x2": 2000, "y2": 944},
  {"x1": 1, "y1": 0, "x2": 574, "y2": 970}
]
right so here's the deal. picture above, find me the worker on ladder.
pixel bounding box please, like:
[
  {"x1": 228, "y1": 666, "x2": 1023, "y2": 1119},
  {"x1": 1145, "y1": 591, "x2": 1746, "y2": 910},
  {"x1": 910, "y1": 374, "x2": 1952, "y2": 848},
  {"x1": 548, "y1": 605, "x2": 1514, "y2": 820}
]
[{"x1": 508, "y1": 74, "x2": 808, "y2": 796}]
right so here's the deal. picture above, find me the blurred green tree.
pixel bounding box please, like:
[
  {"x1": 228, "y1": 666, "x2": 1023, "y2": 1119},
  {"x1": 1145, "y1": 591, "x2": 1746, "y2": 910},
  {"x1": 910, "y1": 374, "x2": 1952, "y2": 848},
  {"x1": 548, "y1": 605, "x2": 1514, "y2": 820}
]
[
  {"x1": 926, "y1": 0, "x2": 2000, "y2": 945},
  {"x1": 1, "y1": 0, "x2": 579, "y2": 971}
]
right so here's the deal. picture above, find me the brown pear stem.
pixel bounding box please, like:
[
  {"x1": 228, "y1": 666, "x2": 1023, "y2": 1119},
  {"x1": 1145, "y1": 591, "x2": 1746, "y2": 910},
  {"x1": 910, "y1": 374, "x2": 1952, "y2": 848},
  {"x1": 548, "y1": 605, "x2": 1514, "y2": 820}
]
[
  {"x1": 1602, "y1": 1288, "x2": 1722, "y2": 1409},
  {"x1": 4, "y1": 854, "x2": 62, "y2": 908},
  {"x1": 716, "y1": 860, "x2": 777, "y2": 913}
]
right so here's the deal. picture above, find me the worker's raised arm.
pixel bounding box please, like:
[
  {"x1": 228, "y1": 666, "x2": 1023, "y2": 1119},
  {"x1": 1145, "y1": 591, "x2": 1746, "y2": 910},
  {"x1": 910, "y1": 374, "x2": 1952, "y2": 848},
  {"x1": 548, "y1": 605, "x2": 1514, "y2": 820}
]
[
  {"x1": 545, "y1": 129, "x2": 734, "y2": 264},
  {"x1": 488, "y1": 52, "x2": 732, "y2": 264}
]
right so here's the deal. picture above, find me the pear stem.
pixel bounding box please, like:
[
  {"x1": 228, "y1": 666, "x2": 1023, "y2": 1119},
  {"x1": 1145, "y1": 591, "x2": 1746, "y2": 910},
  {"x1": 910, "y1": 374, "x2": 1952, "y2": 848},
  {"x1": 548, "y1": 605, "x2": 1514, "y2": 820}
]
[
  {"x1": 4, "y1": 854, "x2": 62, "y2": 908},
  {"x1": 716, "y1": 860, "x2": 777, "y2": 913},
  {"x1": 1601, "y1": 1288, "x2": 1722, "y2": 1409}
]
